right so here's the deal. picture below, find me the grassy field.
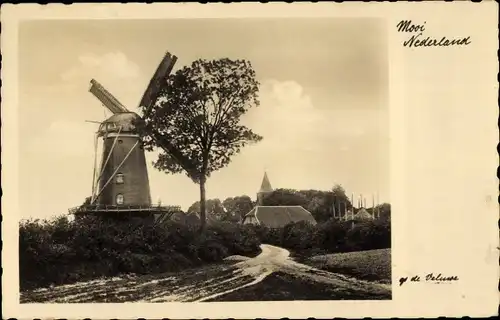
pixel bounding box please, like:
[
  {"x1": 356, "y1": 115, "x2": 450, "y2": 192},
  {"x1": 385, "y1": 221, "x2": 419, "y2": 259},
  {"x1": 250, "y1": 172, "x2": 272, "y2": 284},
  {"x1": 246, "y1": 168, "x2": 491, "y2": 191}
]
[{"x1": 305, "y1": 248, "x2": 391, "y2": 284}]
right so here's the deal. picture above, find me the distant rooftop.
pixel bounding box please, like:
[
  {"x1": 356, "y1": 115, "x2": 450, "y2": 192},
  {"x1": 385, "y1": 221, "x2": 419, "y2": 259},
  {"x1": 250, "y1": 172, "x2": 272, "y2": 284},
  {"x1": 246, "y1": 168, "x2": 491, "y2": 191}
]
[
  {"x1": 243, "y1": 205, "x2": 317, "y2": 228},
  {"x1": 353, "y1": 208, "x2": 374, "y2": 221}
]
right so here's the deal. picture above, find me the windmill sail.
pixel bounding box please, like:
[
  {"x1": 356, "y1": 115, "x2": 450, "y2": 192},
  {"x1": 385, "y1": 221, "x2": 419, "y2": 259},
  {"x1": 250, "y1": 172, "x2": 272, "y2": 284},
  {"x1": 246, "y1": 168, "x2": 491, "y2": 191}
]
[
  {"x1": 138, "y1": 52, "x2": 178, "y2": 111},
  {"x1": 136, "y1": 52, "x2": 199, "y2": 178},
  {"x1": 88, "y1": 52, "x2": 199, "y2": 183},
  {"x1": 153, "y1": 134, "x2": 199, "y2": 179},
  {"x1": 89, "y1": 79, "x2": 129, "y2": 114}
]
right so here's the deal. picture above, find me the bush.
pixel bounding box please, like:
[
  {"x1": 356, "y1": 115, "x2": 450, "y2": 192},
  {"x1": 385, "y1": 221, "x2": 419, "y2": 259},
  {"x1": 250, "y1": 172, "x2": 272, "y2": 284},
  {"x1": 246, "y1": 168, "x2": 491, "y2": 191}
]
[
  {"x1": 20, "y1": 214, "x2": 390, "y2": 290},
  {"x1": 314, "y1": 218, "x2": 350, "y2": 252},
  {"x1": 281, "y1": 221, "x2": 318, "y2": 252},
  {"x1": 250, "y1": 218, "x2": 391, "y2": 257},
  {"x1": 19, "y1": 215, "x2": 262, "y2": 291}
]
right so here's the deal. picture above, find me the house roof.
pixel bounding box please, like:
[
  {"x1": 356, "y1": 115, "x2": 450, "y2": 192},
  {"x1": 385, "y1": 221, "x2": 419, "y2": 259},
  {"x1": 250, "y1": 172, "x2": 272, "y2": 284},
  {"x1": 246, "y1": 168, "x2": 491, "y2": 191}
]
[
  {"x1": 354, "y1": 208, "x2": 373, "y2": 221},
  {"x1": 259, "y1": 172, "x2": 273, "y2": 193},
  {"x1": 244, "y1": 205, "x2": 317, "y2": 228}
]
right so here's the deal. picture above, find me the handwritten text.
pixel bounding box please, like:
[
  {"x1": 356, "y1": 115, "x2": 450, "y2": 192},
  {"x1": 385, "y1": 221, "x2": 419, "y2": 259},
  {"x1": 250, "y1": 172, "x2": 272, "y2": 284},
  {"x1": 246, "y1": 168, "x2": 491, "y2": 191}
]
[
  {"x1": 397, "y1": 20, "x2": 471, "y2": 48},
  {"x1": 399, "y1": 273, "x2": 459, "y2": 286}
]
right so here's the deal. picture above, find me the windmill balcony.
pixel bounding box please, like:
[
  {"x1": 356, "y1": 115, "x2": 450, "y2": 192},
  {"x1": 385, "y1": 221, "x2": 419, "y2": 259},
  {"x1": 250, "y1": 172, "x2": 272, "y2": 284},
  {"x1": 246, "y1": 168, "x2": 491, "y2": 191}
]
[{"x1": 68, "y1": 204, "x2": 182, "y2": 215}]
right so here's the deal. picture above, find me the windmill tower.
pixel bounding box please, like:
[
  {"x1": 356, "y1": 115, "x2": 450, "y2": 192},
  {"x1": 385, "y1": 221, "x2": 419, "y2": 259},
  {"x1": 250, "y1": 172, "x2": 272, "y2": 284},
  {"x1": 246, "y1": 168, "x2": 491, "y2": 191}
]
[
  {"x1": 89, "y1": 80, "x2": 151, "y2": 207},
  {"x1": 70, "y1": 51, "x2": 188, "y2": 222}
]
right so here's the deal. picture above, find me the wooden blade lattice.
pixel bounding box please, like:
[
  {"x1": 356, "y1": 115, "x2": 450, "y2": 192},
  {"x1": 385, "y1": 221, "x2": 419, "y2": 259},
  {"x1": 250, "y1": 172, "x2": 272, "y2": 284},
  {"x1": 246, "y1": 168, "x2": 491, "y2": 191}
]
[
  {"x1": 89, "y1": 79, "x2": 129, "y2": 114},
  {"x1": 138, "y1": 52, "x2": 178, "y2": 111},
  {"x1": 139, "y1": 52, "x2": 199, "y2": 179},
  {"x1": 87, "y1": 52, "x2": 200, "y2": 180}
]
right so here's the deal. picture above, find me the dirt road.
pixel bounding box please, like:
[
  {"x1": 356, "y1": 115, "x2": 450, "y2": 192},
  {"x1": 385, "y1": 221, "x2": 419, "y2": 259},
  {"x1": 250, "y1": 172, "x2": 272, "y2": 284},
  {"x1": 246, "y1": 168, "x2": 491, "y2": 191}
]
[{"x1": 21, "y1": 244, "x2": 391, "y2": 303}]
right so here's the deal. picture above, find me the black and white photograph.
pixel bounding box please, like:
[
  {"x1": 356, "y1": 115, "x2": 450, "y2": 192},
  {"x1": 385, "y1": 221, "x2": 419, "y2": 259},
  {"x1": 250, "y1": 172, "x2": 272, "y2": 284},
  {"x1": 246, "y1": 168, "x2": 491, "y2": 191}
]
[
  {"x1": 2, "y1": 3, "x2": 497, "y2": 319},
  {"x1": 17, "y1": 17, "x2": 391, "y2": 303}
]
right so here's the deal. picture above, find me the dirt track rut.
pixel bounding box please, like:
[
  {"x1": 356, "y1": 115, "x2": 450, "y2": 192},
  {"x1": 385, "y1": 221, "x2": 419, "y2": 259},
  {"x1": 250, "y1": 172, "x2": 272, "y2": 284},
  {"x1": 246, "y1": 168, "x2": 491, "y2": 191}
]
[{"x1": 21, "y1": 244, "x2": 391, "y2": 303}]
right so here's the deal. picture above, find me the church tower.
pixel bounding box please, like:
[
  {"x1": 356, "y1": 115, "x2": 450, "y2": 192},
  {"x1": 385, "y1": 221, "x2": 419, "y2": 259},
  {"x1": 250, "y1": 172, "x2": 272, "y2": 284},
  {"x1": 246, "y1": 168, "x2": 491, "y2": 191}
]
[{"x1": 257, "y1": 172, "x2": 273, "y2": 205}]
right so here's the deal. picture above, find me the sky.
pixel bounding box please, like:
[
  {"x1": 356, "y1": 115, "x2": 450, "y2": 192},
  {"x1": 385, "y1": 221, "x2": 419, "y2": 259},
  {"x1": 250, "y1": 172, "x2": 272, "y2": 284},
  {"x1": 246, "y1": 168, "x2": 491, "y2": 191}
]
[{"x1": 18, "y1": 18, "x2": 388, "y2": 219}]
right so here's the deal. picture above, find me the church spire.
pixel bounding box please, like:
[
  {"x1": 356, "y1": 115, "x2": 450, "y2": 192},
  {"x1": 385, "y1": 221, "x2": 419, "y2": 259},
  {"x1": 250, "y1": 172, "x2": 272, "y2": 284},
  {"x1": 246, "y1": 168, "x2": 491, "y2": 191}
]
[
  {"x1": 257, "y1": 172, "x2": 273, "y2": 205},
  {"x1": 259, "y1": 172, "x2": 273, "y2": 193}
]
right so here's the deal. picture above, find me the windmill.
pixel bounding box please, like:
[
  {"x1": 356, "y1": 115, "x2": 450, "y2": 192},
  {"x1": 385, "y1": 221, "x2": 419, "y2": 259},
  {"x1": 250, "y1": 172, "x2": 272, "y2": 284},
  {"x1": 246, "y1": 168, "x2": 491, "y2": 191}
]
[{"x1": 70, "y1": 51, "x2": 190, "y2": 223}]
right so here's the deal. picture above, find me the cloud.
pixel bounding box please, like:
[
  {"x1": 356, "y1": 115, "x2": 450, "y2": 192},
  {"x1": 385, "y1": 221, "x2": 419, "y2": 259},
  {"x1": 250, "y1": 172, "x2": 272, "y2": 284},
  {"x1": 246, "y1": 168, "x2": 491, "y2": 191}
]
[
  {"x1": 60, "y1": 52, "x2": 142, "y2": 83},
  {"x1": 21, "y1": 52, "x2": 147, "y2": 161},
  {"x1": 244, "y1": 79, "x2": 376, "y2": 153},
  {"x1": 247, "y1": 80, "x2": 318, "y2": 138},
  {"x1": 58, "y1": 51, "x2": 146, "y2": 111},
  {"x1": 260, "y1": 80, "x2": 314, "y2": 110}
]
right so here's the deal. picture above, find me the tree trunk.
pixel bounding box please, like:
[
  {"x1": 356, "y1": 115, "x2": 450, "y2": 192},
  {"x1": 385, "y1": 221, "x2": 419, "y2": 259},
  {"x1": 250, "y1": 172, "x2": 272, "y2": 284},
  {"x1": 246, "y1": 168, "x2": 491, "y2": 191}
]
[{"x1": 198, "y1": 175, "x2": 207, "y2": 233}]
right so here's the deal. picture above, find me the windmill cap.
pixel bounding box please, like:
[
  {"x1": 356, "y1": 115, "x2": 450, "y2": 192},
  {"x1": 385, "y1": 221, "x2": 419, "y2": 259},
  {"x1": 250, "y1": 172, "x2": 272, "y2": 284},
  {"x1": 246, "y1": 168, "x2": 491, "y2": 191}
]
[{"x1": 98, "y1": 112, "x2": 143, "y2": 135}]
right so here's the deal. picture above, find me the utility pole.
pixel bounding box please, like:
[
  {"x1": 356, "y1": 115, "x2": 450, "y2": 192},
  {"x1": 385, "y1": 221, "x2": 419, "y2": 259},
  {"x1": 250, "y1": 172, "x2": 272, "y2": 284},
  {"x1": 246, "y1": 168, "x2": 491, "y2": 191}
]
[
  {"x1": 372, "y1": 194, "x2": 375, "y2": 219},
  {"x1": 377, "y1": 193, "x2": 380, "y2": 219}
]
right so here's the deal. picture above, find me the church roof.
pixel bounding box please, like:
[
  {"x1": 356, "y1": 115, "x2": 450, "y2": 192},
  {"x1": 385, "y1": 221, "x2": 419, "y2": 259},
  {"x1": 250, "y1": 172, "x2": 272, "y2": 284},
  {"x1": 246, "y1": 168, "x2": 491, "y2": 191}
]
[
  {"x1": 259, "y1": 172, "x2": 273, "y2": 193},
  {"x1": 243, "y1": 205, "x2": 317, "y2": 228}
]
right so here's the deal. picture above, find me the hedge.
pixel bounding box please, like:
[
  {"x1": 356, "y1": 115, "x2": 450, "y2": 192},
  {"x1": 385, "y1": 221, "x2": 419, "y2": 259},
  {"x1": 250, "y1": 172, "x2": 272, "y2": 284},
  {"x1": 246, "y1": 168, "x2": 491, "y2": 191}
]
[
  {"x1": 20, "y1": 215, "x2": 390, "y2": 291},
  {"x1": 253, "y1": 218, "x2": 391, "y2": 256},
  {"x1": 19, "y1": 215, "x2": 261, "y2": 291}
]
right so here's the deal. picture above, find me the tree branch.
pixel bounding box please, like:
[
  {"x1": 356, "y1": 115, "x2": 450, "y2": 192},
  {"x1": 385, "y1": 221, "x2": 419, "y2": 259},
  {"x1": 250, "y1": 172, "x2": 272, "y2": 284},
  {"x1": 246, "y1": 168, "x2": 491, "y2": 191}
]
[{"x1": 173, "y1": 101, "x2": 207, "y2": 149}]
